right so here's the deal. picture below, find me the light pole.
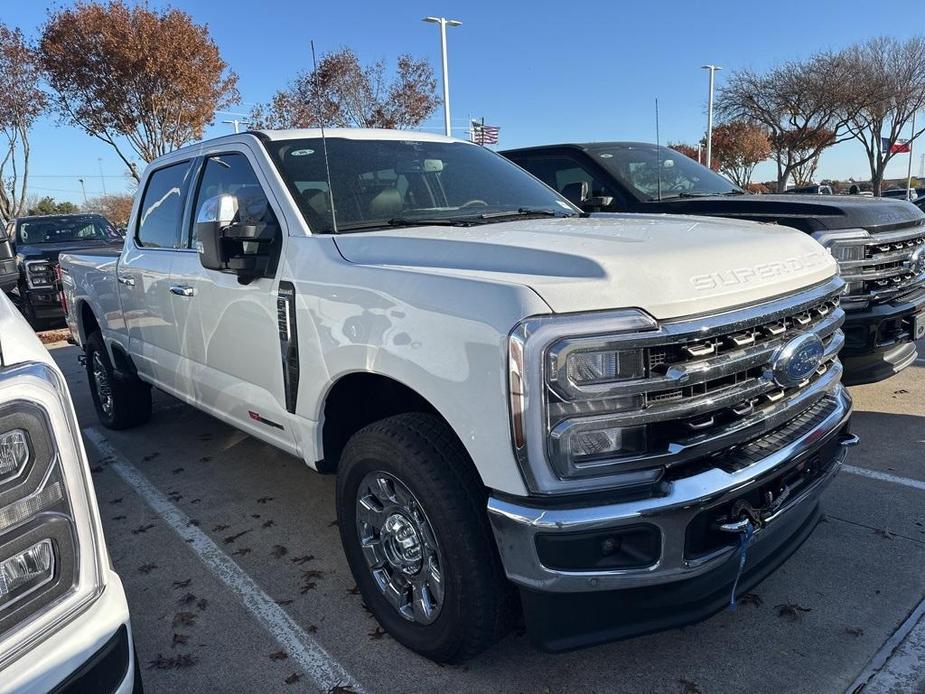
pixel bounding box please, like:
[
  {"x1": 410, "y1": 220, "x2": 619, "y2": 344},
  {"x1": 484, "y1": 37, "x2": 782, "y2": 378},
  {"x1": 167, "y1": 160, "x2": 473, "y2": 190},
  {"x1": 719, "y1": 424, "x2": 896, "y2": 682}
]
[
  {"x1": 423, "y1": 16, "x2": 462, "y2": 137},
  {"x1": 78, "y1": 178, "x2": 87, "y2": 205},
  {"x1": 97, "y1": 158, "x2": 107, "y2": 195},
  {"x1": 701, "y1": 65, "x2": 722, "y2": 169},
  {"x1": 223, "y1": 119, "x2": 249, "y2": 133}
]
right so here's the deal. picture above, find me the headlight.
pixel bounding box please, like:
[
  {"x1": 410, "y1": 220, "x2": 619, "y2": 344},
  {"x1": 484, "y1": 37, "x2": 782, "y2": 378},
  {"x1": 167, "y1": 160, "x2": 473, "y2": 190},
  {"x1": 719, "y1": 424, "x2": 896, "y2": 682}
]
[
  {"x1": 25, "y1": 262, "x2": 55, "y2": 289},
  {"x1": 812, "y1": 230, "x2": 869, "y2": 303},
  {"x1": 0, "y1": 363, "x2": 104, "y2": 670},
  {"x1": 509, "y1": 309, "x2": 658, "y2": 494}
]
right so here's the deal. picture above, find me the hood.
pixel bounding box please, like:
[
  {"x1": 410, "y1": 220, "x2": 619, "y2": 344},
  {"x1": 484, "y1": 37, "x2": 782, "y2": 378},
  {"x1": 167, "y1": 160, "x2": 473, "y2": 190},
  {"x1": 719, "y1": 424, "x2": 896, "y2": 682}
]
[
  {"x1": 333, "y1": 215, "x2": 837, "y2": 319},
  {"x1": 640, "y1": 194, "x2": 925, "y2": 233},
  {"x1": 15, "y1": 239, "x2": 123, "y2": 264}
]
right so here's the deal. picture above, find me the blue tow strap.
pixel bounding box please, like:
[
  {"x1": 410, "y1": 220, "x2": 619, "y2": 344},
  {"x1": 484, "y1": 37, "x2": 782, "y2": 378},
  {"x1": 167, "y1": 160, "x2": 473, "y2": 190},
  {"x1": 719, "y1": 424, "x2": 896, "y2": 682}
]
[{"x1": 728, "y1": 521, "x2": 754, "y2": 611}]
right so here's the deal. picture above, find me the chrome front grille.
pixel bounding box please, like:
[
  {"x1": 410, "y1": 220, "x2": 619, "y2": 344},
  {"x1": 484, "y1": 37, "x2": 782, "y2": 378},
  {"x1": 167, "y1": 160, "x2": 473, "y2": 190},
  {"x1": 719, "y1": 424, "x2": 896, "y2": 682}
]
[
  {"x1": 548, "y1": 277, "x2": 847, "y2": 478},
  {"x1": 840, "y1": 225, "x2": 925, "y2": 304}
]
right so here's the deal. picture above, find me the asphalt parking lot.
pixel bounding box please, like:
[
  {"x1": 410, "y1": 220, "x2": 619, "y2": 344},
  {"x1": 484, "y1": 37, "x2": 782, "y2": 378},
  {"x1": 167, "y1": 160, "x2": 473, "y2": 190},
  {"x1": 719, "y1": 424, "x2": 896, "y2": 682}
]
[{"x1": 48, "y1": 339, "x2": 925, "y2": 694}]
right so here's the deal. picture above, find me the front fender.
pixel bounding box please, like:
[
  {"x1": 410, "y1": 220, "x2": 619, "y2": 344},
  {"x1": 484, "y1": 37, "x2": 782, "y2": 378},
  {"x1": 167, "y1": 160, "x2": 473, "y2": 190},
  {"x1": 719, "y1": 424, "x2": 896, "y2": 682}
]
[{"x1": 286, "y1": 237, "x2": 549, "y2": 497}]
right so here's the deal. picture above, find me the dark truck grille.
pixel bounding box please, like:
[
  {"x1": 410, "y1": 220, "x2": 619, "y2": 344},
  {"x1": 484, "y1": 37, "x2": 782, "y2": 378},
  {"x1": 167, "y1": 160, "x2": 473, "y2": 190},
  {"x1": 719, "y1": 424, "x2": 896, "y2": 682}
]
[{"x1": 841, "y1": 225, "x2": 925, "y2": 304}]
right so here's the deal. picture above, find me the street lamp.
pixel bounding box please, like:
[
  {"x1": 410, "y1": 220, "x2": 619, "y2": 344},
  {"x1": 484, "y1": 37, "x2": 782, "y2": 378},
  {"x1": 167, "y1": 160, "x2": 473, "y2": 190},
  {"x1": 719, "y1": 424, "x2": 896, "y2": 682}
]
[
  {"x1": 97, "y1": 157, "x2": 107, "y2": 195},
  {"x1": 78, "y1": 178, "x2": 87, "y2": 205},
  {"x1": 423, "y1": 16, "x2": 462, "y2": 137},
  {"x1": 701, "y1": 65, "x2": 722, "y2": 169},
  {"x1": 223, "y1": 119, "x2": 250, "y2": 134}
]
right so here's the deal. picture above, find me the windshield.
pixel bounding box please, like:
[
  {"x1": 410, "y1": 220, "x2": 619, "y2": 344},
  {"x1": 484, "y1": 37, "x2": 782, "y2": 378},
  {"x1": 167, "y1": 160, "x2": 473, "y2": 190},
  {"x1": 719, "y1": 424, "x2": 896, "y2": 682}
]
[
  {"x1": 15, "y1": 216, "x2": 120, "y2": 245},
  {"x1": 265, "y1": 137, "x2": 578, "y2": 233},
  {"x1": 589, "y1": 144, "x2": 741, "y2": 201}
]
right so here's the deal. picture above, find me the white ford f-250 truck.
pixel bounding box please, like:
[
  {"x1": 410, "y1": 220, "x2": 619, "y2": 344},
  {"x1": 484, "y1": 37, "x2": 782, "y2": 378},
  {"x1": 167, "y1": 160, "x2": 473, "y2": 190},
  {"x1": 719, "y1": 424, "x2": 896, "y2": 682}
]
[
  {"x1": 0, "y1": 292, "x2": 139, "y2": 692},
  {"x1": 60, "y1": 128, "x2": 857, "y2": 661}
]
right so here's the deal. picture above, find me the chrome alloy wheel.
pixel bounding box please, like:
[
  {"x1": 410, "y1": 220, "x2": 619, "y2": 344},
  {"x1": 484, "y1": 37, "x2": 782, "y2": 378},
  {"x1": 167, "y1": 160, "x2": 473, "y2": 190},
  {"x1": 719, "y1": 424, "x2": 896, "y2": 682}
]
[
  {"x1": 91, "y1": 352, "x2": 113, "y2": 416},
  {"x1": 355, "y1": 471, "x2": 445, "y2": 624}
]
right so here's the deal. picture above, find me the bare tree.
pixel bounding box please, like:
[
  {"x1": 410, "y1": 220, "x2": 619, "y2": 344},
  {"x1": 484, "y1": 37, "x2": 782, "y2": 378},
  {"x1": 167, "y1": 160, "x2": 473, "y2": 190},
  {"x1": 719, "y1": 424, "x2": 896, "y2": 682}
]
[
  {"x1": 40, "y1": 1, "x2": 238, "y2": 182},
  {"x1": 250, "y1": 48, "x2": 440, "y2": 130},
  {"x1": 717, "y1": 53, "x2": 853, "y2": 192},
  {"x1": 0, "y1": 24, "x2": 46, "y2": 224},
  {"x1": 841, "y1": 37, "x2": 925, "y2": 196}
]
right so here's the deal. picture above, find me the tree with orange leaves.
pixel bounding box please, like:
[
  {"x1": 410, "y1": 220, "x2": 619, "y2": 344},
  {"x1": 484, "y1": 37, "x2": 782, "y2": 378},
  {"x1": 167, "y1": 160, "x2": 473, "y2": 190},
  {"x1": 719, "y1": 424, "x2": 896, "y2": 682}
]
[{"x1": 40, "y1": 2, "x2": 238, "y2": 182}]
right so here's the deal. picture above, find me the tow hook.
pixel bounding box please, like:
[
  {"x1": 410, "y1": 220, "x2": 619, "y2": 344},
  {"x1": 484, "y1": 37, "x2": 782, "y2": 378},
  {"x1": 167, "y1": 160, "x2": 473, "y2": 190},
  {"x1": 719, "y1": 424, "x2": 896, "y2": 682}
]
[{"x1": 838, "y1": 432, "x2": 860, "y2": 448}]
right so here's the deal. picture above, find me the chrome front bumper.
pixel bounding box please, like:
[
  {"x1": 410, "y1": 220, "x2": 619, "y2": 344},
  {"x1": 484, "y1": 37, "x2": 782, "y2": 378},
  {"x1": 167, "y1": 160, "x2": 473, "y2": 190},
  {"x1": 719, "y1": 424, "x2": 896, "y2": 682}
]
[{"x1": 487, "y1": 385, "x2": 854, "y2": 593}]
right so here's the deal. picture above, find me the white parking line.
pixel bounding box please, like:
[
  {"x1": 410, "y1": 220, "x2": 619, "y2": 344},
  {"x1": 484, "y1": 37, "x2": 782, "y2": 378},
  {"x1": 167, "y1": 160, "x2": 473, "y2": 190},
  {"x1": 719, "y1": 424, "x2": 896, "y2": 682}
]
[
  {"x1": 842, "y1": 465, "x2": 925, "y2": 492},
  {"x1": 84, "y1": 427, "x2": 364, "y2": 694},
  {"x1": 845, "y1": 598, "x2": 925, "y2": 693}
]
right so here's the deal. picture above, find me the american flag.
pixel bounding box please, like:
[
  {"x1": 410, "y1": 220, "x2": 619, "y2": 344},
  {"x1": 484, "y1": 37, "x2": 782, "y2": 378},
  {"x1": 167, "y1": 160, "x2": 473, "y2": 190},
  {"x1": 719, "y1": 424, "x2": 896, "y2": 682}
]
[{"x1": 471, "y1": 120, "x2": 500, "y2": 145}]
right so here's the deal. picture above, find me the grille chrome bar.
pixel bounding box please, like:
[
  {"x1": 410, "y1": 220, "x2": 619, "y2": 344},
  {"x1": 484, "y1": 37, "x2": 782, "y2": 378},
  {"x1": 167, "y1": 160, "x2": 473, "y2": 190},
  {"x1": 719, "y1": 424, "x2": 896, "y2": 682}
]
[{"x1": 555, "y1": 362, "x2": 843, "y2": 477}]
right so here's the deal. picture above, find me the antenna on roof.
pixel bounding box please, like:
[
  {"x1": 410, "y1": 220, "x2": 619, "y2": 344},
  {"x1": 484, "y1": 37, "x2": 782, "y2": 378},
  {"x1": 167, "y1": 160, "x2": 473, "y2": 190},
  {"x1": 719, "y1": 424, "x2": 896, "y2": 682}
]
[
  {"x1": 655, "y1": 98, "x2": 662, "y2": 202},
  {"x1": 311, "y1": 40, "x2": 338, "y2": 233}
]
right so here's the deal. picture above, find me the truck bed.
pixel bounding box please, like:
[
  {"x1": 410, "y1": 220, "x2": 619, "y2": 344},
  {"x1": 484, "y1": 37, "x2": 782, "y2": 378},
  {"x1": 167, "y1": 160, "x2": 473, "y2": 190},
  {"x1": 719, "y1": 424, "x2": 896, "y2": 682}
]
[{"x1": 59, "y1": 250, "x2": 123, "y2": 346}]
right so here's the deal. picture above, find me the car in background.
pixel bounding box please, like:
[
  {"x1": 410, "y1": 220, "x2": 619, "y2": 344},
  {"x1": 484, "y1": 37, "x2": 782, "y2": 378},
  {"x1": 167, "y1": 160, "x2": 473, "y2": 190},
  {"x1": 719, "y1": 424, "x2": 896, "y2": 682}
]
[
  {"x1": 3, "y1": 214, "x2": 123, "y2": 328},
  {"x1": 502, "y1": 141, "x2": 925, "y2": 385},
  {"x1": 0, "y1": 225, "x2": 16, "y2": 293},
  {"x1": 786, "y1": 183, "x2": 834, "y2": 195},
  {"x1": 0, "y1": 291, "x2": 140, "y2": 692},
  {"x1": 882, "y1": 188, "x2": 918, "y2": 201}
]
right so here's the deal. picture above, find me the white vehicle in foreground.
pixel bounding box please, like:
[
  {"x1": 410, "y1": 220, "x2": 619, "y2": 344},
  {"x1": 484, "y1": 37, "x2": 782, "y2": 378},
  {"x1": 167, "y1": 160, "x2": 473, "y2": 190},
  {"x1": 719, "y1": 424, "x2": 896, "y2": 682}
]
[
  {"x1": 0, "y1": 293, "x2": 138, "y2": 692},
  {"x1": 61, "y1": 129, "x2": 857, "y2": 661}
]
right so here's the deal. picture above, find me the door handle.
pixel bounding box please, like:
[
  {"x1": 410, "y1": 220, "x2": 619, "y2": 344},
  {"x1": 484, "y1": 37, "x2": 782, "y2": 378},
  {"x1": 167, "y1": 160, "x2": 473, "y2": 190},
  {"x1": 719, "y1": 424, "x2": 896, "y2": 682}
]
[
  {"x1": 169, "y1": 285, "x2": 195, "y2": 297},
  {"x1": 117, "y1": 274, "x2": 135, "y2": 287}
]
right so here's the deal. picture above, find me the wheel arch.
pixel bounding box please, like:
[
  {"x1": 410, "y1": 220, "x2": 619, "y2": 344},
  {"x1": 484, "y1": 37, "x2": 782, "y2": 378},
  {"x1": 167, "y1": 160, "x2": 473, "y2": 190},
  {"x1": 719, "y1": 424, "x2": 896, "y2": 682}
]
[
  {"x1": 77, "y1": 300, "x2": 137, "y2": 378},
  {"x1": 317, "y1": 371, "x2": 475, "y2": 480}
]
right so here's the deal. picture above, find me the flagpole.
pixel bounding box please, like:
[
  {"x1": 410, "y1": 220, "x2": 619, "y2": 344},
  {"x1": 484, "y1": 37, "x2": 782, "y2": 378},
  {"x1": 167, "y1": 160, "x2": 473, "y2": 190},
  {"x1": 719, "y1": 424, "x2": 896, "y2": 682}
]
[{"x1": 907, "y1": 111, "x2": 916, "y2": 200}]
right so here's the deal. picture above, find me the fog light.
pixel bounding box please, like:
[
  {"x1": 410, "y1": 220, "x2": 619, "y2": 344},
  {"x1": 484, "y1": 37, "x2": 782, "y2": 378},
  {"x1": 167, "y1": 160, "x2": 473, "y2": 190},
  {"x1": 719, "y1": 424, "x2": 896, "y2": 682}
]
[
  {"x1": 536, "y1": 525, "x2": 660, "y2": 571},
  {"x1": 0, "y1": 540, "x2": 54, "y2": 607},
  {"x1": 0, "y1": 430, "x2": 29, "y2": 479}
]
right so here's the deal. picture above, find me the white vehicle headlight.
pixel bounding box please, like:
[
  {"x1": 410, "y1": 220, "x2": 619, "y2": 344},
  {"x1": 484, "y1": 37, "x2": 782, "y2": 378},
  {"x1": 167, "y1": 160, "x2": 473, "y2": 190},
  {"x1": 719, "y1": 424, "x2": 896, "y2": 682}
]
[
  {"x1": 25, "y1": 262, "x2": 55, "y2": 289},
  {"x1": 812, "y1": 229, "x2": 870, "y2": 302},
  {"x1": 0, "y1": 363, "x2": 104, "y2": 670},
  {"x1": 509, "y1": 309, "x2": 657, "y2": 494}
]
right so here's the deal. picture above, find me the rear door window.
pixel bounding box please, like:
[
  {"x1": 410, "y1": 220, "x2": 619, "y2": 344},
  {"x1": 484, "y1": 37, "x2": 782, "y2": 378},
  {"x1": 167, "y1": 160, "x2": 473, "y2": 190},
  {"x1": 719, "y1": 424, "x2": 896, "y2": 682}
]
[{"x1": 136, "y1": 161, "x2": 193, "y2": 249}]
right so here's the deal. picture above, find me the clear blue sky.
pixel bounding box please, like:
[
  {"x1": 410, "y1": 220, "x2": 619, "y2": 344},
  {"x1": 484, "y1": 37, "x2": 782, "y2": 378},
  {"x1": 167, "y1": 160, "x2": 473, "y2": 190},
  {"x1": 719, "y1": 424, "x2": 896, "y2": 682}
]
[{"x1": 5, "y1": 0, "x2": 925, "y2": 203}]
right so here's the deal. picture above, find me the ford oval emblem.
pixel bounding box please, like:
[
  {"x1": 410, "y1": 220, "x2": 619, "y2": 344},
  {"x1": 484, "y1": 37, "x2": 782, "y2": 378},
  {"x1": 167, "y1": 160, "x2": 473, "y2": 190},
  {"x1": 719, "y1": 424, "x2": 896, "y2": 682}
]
[
  {"x1": 908, "y1": 246, "x2": 925, "y2": 276},
  {"x1": 768, "y1": 332, "x2": 825, "y2": 388}
]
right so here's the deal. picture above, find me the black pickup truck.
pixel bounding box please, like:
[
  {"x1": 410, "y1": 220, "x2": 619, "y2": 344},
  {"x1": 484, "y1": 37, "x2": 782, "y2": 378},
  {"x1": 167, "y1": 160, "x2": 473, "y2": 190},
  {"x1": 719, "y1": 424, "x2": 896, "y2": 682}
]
[
  {"x1": 502, "y1": 142, "x2": 925, "y2": 385},
  {"x1": 2, "y1": 213, "x2": 123, "y2": 327}
]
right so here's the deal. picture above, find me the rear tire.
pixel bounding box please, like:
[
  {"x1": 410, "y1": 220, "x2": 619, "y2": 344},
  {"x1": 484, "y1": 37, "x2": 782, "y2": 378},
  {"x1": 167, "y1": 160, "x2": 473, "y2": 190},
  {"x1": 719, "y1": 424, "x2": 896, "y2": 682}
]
[
  {"x1": 18, "y1": 287, "x2": 41, "y2": 331},
  {"x1": 336, "y1": 413, "x2": 514, "y2": 663},
  {"x1": 85, "y1": 331, "x2": 152, "y2": 429}
]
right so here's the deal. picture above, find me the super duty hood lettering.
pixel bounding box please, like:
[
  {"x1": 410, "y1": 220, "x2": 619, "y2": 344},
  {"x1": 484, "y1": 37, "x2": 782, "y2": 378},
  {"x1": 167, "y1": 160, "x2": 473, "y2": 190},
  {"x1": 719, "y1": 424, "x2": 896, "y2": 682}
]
[{"x1": 690, "y1": 251, "x2": 830, "y2": 291}]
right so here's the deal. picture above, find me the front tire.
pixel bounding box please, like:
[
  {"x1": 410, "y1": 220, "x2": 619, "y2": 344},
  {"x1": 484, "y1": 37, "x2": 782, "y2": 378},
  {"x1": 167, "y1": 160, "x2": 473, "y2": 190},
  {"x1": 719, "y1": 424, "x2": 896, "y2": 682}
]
[
  {"x1": 85, "y1": 331, "x2": 152, "y2": 429},
  {"x1": 336, "y1": 413, "x2": 514, "y2": 663}
]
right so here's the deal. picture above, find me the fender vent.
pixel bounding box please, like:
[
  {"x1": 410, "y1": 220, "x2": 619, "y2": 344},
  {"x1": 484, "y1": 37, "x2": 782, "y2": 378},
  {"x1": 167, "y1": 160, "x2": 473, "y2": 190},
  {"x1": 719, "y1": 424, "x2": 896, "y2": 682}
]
[{"x1": 277, "y1": 282, "x2": 300, "y2": 413}]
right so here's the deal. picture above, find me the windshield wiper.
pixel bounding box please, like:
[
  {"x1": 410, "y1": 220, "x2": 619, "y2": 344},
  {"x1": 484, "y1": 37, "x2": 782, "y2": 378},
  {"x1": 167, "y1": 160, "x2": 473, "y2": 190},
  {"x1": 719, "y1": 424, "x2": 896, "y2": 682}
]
[
  {"x1": 651, "y1": 191, "x2": 742, "y2": 200},
  {"x1": 336, "y1": 217, "x2": 485, "y2": 232},
  {"x1": 475, "y1": 208, "x2": 576, "y2": 220}
]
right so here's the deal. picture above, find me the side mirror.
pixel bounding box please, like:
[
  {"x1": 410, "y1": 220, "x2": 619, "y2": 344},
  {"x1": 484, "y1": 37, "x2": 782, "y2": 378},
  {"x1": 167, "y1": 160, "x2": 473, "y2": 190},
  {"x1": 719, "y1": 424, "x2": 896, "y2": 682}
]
[
  {"x1": 195, "y1": 194, "x2": 238, "y2": 272},
  {"x1": 195, "y1": 193, "x2": 279, "y2": 281},
  {"x1": 583, "y1": 195, "x2": 614, "y2": 212}
]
